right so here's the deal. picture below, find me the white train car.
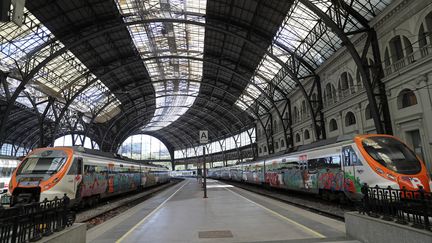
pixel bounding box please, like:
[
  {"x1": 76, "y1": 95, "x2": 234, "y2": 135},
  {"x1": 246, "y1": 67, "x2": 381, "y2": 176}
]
[
  {"x1": 209, "y1": 134, "x2": 432, "y2": 200},
  {"x1": 8, "y1": 147, "x2": 170, "y2": 206},
  {"x1": 170, "y1": 170, "x2": 195, "y2": 177}
]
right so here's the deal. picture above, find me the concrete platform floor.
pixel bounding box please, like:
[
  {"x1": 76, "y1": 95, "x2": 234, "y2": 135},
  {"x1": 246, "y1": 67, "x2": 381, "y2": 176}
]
[{"x1": 87, "y1": 179, "x2": 359, "y2": 243}]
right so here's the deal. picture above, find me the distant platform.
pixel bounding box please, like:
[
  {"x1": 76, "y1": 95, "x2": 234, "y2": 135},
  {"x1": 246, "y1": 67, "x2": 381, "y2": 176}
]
[{"x1": 88, "y1": 179, "x2": 359, "y2": 243}]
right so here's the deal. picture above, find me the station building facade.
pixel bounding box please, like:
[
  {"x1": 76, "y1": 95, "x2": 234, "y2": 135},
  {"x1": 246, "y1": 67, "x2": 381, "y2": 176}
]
[{"x1": 256, "y1": 0, "x2": 432, "y2": 173}]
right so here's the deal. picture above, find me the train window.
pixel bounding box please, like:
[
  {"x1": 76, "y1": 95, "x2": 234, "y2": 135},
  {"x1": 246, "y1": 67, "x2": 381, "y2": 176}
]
[
  {"x1": 342, "y1": 146, "x2": 362, "y2": 166},
  {"x1": 84, "y1": 165, "x2": 95, "y2": 174},
  {"x1": 17, "y1": 156, "x2": 67, "y2": 175},
  {"x1": 67, "y1": 158, "x2": 79, "y2": 175},
  {"x1": 362, "y1": 137, "x2": 421, "y2": 174},
  {"x1": 307, "y1": 159, "x2": 319, "y2": 172},
  {"x1": 329, "y1": 156, "x2": 341, "y2": 168}
]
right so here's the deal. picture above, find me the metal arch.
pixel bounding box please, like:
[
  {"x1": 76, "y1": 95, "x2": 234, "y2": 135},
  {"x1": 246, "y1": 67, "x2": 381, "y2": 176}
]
[
  {"x1": 1, "y1": 29, "x2": 286, "y2": 152},
  {"x1": 111, "y1": 115, "x2": 197, "y2": 153},
  {"x1": 110, "y1": 78, "x2": 268, "y2": 117},
  {"x1": 101, "y1": 80, "x2": 267, "y2": 152},
  {"x1": 1, "y1": 18, "x2": 315, "y2": 140},
  {"x1": 110, "y1": 99, "x2": 254, "y2": 152},
  {"x1": 108, "y1": 109, "x2": 226, "y2": 152},
  {"x1": 2, "y1": 114, "x2": 42, "y2": 142},
  {"x1": 96, "y1": 57, "x2": 279, "y2": 148},
  {"x1": 100, "y1": 94, "x2": 251, "y2": 146},
  {"x1": 104, "y1": 84, "x2": 262, "y2": 152},
  {"x1": 112, "y1": 112, "x2": 221, "y2": 154},
  {"x1": 299, "y1": 0, "x2": 391, "y2": 135},
  {"x1": 106, "y1": 101, "x2": 249, "y2": 152},
  {"x1": 46, "y1": 55, "x2": 274, "y2": 147},
  {"x1": 1, "y1": 18, "x2": 320, "y2": 147},
  {"x1": 21, "y1": 92, "x2": 56, "y2": 147},
  {"x1": 81, "y1": 99, "x2": 119, "y2": 145},
  {"x1": 6, "y1": 123, "x2": 39, "y2": 149},
  {"x1": 328, "y1": 0, "x2": 392, "y2": 134}
]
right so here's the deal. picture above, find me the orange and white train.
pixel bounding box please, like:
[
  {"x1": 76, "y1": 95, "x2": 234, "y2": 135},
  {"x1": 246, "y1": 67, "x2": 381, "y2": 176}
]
[
  {"x1": 209, "y1": 134, "x2": 432, "y2": 200},
  {"x1": 7, "y1": 147, "x2": 170, "y2": 206}
]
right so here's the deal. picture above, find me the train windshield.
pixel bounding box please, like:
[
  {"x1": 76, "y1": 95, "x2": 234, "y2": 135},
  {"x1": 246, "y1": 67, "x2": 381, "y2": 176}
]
[
  {"x1": 361, "y1": 137, "x2": 422, "y2": 175},
  {"x1": 17, "y1": 150, "x2": 68, "y2": 175}
]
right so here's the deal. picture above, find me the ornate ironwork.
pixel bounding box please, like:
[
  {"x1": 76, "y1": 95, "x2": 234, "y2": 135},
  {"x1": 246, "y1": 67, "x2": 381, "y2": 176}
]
[
  {"x1": 0, "y1": 194, "x2": 75, "y2": 243},
  {"x1": 359, "y1": 183, "x2": 431, "y2": 231}
]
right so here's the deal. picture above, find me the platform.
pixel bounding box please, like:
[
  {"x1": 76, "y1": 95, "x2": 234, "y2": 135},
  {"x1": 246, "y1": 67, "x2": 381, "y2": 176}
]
[{"x1": 88, "y1": 179, "x2": 358, "y2": 243}]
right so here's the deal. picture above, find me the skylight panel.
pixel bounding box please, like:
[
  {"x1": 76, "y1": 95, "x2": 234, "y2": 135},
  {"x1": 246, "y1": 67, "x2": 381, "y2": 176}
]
[{"x1": 117, "y1": 0, "x2": 206, "y2": 131}]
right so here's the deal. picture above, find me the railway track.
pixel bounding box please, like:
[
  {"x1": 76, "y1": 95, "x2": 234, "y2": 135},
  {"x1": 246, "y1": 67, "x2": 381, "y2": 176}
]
[
  {"x1": 76, "y1": 179, "x2": 183, "y2": 229},
  {"x1": 218, "y1": 179, "x2": 355, "y2": 221}
]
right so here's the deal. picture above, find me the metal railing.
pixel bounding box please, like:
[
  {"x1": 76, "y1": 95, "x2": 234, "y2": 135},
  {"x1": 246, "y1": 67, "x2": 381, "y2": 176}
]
[
  {"x1": 358, "y1": 183, "x2": 431, "y2": 231},
  {"x1": 0, "y1": 195, "x2": 75, "y2": 243}
]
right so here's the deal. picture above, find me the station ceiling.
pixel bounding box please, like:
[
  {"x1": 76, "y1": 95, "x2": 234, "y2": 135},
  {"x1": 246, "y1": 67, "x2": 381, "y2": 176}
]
[{"x1": 0, "y1": 0, "x2": 392, "y2": 152}]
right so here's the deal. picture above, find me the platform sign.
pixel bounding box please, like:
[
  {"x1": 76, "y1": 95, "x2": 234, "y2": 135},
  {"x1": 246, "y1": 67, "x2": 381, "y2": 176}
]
[{"x1": 199, "y1": 130, "x2": 208, "y2": 144}]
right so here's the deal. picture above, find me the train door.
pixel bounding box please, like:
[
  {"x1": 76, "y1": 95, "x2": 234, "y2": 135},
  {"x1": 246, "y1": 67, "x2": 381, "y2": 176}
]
[
  {"x1": 66, "y1": 157, "x2": 82, "y2": 199},
  {"x1": 342, "y1": 146, "x2": 362, "y2": 196}
]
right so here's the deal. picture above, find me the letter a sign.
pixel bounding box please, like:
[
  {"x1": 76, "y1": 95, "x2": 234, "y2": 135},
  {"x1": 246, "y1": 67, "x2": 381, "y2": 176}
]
[{"x1": 199, "y1": 130, "x2": 208, "y2": 144}]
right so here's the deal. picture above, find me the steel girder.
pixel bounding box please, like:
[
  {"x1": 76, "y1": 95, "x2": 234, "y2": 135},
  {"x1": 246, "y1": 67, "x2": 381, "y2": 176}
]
[
  {"x1": 103, "y1": 96, "x2": 252, "y2": 152},
  {"x1": 0, "y1": 17, "x2": 322, "y2": 152},
  {"x1": 299, "y1": 0, "x2": 392, "y2": 135},
  {"x1": 0, "y1": 1, "x2": 394, "y2": 152}
]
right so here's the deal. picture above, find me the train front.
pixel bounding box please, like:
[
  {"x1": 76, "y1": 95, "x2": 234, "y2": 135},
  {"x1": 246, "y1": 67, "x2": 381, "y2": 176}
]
[
  {"x1": 356, "y1": 135, "x2": 431, "y2": 192},
  {"x1": 8, "y1": 148, "x2": 73, "y2": 206}
]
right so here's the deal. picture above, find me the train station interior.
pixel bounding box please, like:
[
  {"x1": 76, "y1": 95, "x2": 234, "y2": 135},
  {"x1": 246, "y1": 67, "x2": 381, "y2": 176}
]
[{"x1": 0, "y1": 0, "x2": 432, "y2": 243}]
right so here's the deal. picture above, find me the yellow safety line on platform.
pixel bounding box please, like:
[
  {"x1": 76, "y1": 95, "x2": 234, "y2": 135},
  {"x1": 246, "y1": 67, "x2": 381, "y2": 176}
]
[
  {"x1": 116, "y1": 181, "x2": 189, "y2": 243},
  {"x1": 225, "y1": 186, "x2": 326, "y2": 238}
]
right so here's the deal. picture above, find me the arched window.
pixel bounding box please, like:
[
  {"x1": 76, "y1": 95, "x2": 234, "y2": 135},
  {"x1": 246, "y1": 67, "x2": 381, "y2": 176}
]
[
  {"x1": 325, "y1": 83, "x2": 333, "y2": 100},
  {"x1": 304, "y1": 130, "x2": 310, "y2": 140},
  {"x1": 275, "y1": 142, "x2": 279, "y2": 149},
  {"x1": 419, "y1": 24, "x2": 428, "y2": 49},
  {"x1": 345, "y1": 112, "x2": 356, "y2": 126},
  {"x1": 119, "y1": 134, "x2": 170, "y2": 160},
  {"x1": 389, "y1": 35, "x2": 413, "y2": 63},
  {"x1": 338, "y1": 72, "x2": 353, "y2": 95},
  {"x1": 280, "y1": 139, "x2": 285, "y2": 148},
  {"x1": 293, "y1": 106, "x2": 299, "y2": 122},
  {"x1": 54, "y1": 134, "x2": 100, "y2": 149},
  {"x1": 295, "y1": 133, "x2": 301, "y2": 143},
  {"x1": 301, "y1": 100, "x2": 307, "y2": 116},
  {"x1": 329, "y1": 119, "x2": 338, "y2": 132},
  {"x1": 263, "y1": 146, "x2": 267, "y2": 153},
  {"x1": 259, "y1": 147, "x2": 262, "y2": 153},
  {"x1": 365, "y1": 104, "x2": 372, "y2": 120},
  {"x1": 398, "y1": 89, "x2": 418, "y2": 109},
  {"x1": 311, "y1": 93, "x2": 318, "y2": 108}
]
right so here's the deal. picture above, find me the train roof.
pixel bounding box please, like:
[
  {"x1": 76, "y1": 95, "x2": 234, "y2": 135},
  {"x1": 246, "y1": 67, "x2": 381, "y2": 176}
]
[
  {"x1": 233, "y1": 135, "x2": 355, "y2": 166},
  {"x1": 49, "y1": 146, "x2": 170, "y2": 169}
]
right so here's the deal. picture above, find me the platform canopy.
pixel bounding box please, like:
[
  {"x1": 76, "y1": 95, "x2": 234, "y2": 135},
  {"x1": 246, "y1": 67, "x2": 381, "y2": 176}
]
[{"x1": 0, "y1": 0, "x2": 392, "y2": 154}]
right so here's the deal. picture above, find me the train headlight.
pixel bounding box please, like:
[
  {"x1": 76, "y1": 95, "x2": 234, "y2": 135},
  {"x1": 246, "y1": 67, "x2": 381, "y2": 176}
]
[
  {"x1": 387, "y1": 174, "x2": 396, "y2": 181},
  {"x1": 376, "y1": 168, "x2": 384, "y2": 174}
]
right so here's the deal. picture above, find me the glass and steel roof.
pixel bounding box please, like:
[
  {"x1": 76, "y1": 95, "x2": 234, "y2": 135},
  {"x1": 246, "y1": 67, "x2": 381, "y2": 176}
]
[
  {"x1": 117, "y1": 0, "x2": 206, "y2": 131},
  {"x1": 0, "y1": 8, "x2": 121, "y2": 122},
  {"x1": 236, "y1": 0, "x2": 392, "y2": 114},
  {"x1": 0, "y1": 0, "x2": 395, "y2": 151}
]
